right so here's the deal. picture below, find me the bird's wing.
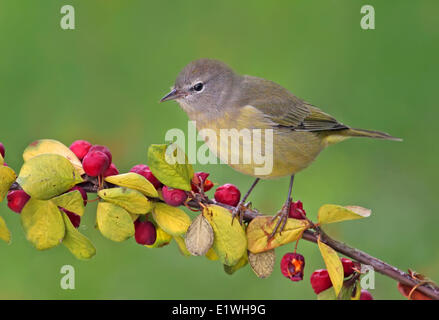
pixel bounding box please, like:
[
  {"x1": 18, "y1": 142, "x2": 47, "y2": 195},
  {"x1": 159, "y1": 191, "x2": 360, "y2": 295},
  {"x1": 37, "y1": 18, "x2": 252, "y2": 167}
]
[{"x1": 238, "y1": 76, "x2": 348, "y2": 132}]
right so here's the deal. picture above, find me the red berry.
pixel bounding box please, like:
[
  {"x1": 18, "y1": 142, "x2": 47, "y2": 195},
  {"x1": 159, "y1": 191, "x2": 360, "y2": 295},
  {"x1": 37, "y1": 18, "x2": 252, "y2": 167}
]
[
  {"x1": 214, "y1": 184, "x2": 241, "y2": 207},
  {"x1": 69, "y1": 186, "x2": 88, "y2": 206},
  {"x1": 134, "y1": 220, "x2": 157, "y2": 245},
  {"x1": 7, "y1": 190, "x2": 30, "y2": 213},
  {"x1": 103, "y1": 163, "x2": 119, "y2": 177},
  {"x1": 63, "y1": 209, "x2": 81, "y2": 228},
  {"x1": 89, "y1": 145, "x2": 112, "y2": 164},
  {"x1": 0, "y1": 142, "x2": 5, "y2": 158},
  {"x1": 310, "y1": 269, "x2": 333, "y2": 294},
  {"x1": 280, "y1": 253, "x2": 305, "y2": 281},
  {"x1": 69, "y1": 140, "x2": 92, "y2": 160},
  {"x1": 360, "y1": 289, "x2": 374, "y2": 300},
  {"x1": 191, "y1": 172, "x2": 214, "y2": 193},
  {"x1": 341, "y1": 258, "x2": 355, "y2": 277},
  {"x1": 130, "y1": 164, "x2": 162, "y2": 189},
  {"x1": 162, "y1": 185, "x2": 188, "y2": 206},
  {"x1": 82, "y1": 151, "x2": 110, "y2": 177},
  {"x1": 288, "y1": 200, "x2": 306, "y2": 219}
]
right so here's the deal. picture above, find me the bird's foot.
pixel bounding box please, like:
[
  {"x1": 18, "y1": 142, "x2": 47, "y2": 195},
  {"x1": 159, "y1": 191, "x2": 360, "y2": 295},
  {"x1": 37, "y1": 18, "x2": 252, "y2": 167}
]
[
  {"x1": 231, "y1": 202, "x2": 252, "y2": 225},
  {"x1": 269, "y1": 201, "x2": 290, "y2": 239}
]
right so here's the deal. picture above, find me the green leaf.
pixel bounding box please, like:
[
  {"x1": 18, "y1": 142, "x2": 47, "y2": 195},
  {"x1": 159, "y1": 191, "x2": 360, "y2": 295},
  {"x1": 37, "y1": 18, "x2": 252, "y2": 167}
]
[
  {"x1": 152, "y1": 202, "x2": 191, "y2": 236},
  {"x1": 96, "y1": 202, "x2": 135, "y2": 242},
  {"x1": 145, "y1": 224, "x2": 172, "y2": 248},
  {"x1": 246, "y1": 216, "x2": 310, "y2": 253},
  {"x1": 21, "y1": 199, "x2": 65, "y2": 250},
  {"x1": 23, "y1": 139, "x2": 84, "y2": 175},
  {"x1": 17, "y1": 154, "x2": 83, "y2": 200},
  {"x1": 98, "y1": 187, "x2": 152, "y2": 214},
  {"x1": 51, "y1": 190, "x2": 85, "y2": 216},
  {"x1": 317, "y1": 238, "x2": 344, "y2": 297},
  {"x1": 318, "y1": 204, "x2": 371, "y2": 225},
  {"x1": 0, "y1": 165, "x2": 17, "y2": 202},
  {"x1": 61, "y1": 211, "x2": 96, "y2": 260},
  {"x1": 203, "y1": 205, "x2": 247, "y2": 266},
  {"x1": 105, "y1": 173, "x2": 158, "y2": 198},
  {"x1": 0, "y1": 216, "x2": 11, "y2": 243},
  {"x1": 148, "y1": 144, "x2": 194, "y2": 191},
  {"x1": 317, "y1": 287, "x2": 337, "y2": 300},
  {"x1": 224, "y1": 252, "x2": 248, "y2": 275}
]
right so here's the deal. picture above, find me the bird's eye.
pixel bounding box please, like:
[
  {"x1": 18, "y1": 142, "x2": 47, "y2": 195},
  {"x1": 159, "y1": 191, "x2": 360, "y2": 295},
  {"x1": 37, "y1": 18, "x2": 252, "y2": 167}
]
[{"x1": 193, "y1": 82, "x2": 204, "y2": 92}]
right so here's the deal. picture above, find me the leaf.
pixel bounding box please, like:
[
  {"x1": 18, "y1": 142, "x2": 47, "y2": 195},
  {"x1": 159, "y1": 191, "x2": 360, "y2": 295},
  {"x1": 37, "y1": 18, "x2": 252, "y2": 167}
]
[
  {"x1": 174, "y1": 236, "x2": 191, "y2": 256},
  {"x1": 105, "y1": 173, "x2": 158, "y2": 198},
  {"x1": 0, "y1": 165, "x2": 17, "y2": 202},
  {"x1": 0, "y1": 216, "x2": 11, "y2": 243},
  {"x1": 318, "y1": 204, "x2": 371, "y2": 225},
  {"x1": 185, "y1": 214, "x2": 214, "y2": 256},
  {"x1": 317, "y1": 287, "x2": 337, "y2": 300},
  {"x1": 205, "y1": 247, "x2": 219, "y2": 261},
  {"x1": 23, "y1": 139, "x2": 85, "y2": 175},
  {"x1": 148, "y1": 144, "x2": 194, "y2": 191},
  {"x1": 152, "y1": 202, "x2": 191, "y2": 236},
  {"x1": 202, "y1": 205, "x2": 247, "y2": 266},
  {"x1": 0, "y1": 153, "x2": 3, "y2": 166},
  {"x1": 98, "y1": 187, "x2": 152, "y2": 214},
  {"x1": 248, "y1": 249, "x2": 276, "y2": 279},
  {"x1": 317, "y1": 238, "x2": 344, "y2": 297},
  {"x1": 145, "y1": 225, "x2": 172, "y2": 248},
  {"x1": 61, "y1": 211, "x2": 96, "y2": 260},
  {"x1": 51, "y1": 190, "x2": 85, "y2": 216},
  {"x1": 96, "y1": 202, "x2": 134, "y2": 242},
  {"x1": 224, "y1": 252, "x2": 248, "y2": 275},
  {"x1": 21, "y1": 199, "x2": 65, "y2": 250},
  {"x1": 246, "y1": 216, "x2": 310, "y2": 253},
  {"x1": 17, "y1": 154, "x2": 83, "y2": 200}
]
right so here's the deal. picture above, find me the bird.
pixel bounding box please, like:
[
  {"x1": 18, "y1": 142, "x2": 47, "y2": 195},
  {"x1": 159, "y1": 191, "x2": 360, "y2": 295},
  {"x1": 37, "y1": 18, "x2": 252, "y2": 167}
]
[{"x1": 160, "y1": 58, "x2": 401, "y2": 237}]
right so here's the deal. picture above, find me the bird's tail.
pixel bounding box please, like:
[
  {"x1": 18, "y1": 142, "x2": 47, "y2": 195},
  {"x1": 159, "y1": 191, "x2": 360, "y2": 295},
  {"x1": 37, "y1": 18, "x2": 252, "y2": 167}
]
[{"x1": 324, "y1": 128, "x2": 402, "y2": 145}]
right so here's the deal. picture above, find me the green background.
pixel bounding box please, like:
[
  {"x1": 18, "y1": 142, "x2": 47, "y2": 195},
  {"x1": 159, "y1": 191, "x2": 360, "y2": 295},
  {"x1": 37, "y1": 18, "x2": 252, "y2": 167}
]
[{"x1": 0, "y1": 0, "x2": 438, "y2": 300}]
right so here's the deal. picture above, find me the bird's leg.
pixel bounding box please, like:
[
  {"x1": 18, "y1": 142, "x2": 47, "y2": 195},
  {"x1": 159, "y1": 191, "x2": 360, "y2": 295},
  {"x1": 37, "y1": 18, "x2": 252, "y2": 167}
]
[
  {"x1": 231, "y1": 178, "x2": 260, "y2": 224},
  {"x1": 269, "y1": 175, "x2": 295, "y2": 239}
]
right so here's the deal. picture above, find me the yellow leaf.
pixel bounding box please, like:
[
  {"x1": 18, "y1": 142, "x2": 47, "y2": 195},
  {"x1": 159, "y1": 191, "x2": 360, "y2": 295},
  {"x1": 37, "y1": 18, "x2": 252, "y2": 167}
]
[
  {"x1": 23, "y1": 139, "x2": 85, "y2": 175},
  {"x1": 152, "y1": 202, "x2": 191, "y2": 236},
  {"x1": 129, "y1": 213, "x2": 139, "y2": 222},
  {"x1": 96, "y1": 202, "x2": 134, "y2": 242},
  {"x1": 246, "y1": 216, "x2": 310, "y2": 253},
  {"x1": 17, "y1": 154, "x2": 83, "y2": 200},
  {"x1": 203, "y1": 205, "x2": 247, "y2": 266},
  {"x1": 0, "y1": 216, "x2": 11, "y2": 243},
  {"x1": 21, "y1": 199, "x2": 65, "y2": 250},
  {"x1": 61, "y1": 211, "x2": 96, "y2": 260},
  {"x1": 318, "y1": 204, "x2": 371, "y2": 225},
  {"x1": 0, "y1": 165, "x2": 17, "y2": 202},
  {"x1": 224, "y1": 251, "x2": 248, "y2": 275},
  {"x1": 205, "y1": 247, "x2": 219, "y2": 261},
  {"x1": 105, "y1": 173, "x2": 158, "y2": 198},
  {"x1": 98, "y1": 187, "x2": 152, "y2": 214},
  {"x1": 145, "y1": 225, "x2": 172, "y2": 248},
  {"x1": 317, "y1": 238, "x2": 344, "y2": 297},
  {"x1": 51, "y1": 190, "x2": 85, "y2": 216},
  {"x1": 174, "y1": 235, "x2": 191, "y2": 256},
  {"x1": 0, "y1": 153, "x2": 3, "y2": 166}
]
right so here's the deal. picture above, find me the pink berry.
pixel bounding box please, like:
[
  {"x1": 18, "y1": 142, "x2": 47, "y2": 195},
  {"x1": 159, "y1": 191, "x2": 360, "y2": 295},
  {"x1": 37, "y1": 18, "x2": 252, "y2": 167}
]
[
  {"x1": 162, "y1": 185, "x2": 188, "y2": 206},
  {"x1": 341, "y1": 258, "x2": 355, "y2": 277},
  {"x1": 69, "y1": 140, "x2": 92, "y2": 160},
  {"x1": 63, "y1": 209, "x2": 81, "y2": 228},
  {"x1": 134, "y1": 220, "x2": 157, "y2": 245},
  {"x1": 288, "y1": 200, "x2": 306, "y2": 219},
  {"x1": 360, "y1": 289, "x2": 374, "y2": 300},
  {"x1": 103, "y1": 163, "x2": 119, "y2": 177},
  {"x1": 0, "y1": 142, "x2": 5, "y2": 158},
  {"x1": 89, "y1": 145, "x2": 112, "y2": 164},
  {"x1": 130, "y1": 164, "x2": 162, "y2": 189},
  {"x1": 69, "y1": 186, "x2": 88, "y2": 206},
  {"x1": 214, "y1": 184, "x2": 241, "y2": 207},
  {"x1": 280, "y1": 253, "x2": 305, "y2": 282},
  {"x1": 82, "y1": 151, "x2": 110, "y2": 177},
  {"x1": 7, "y1": 190, "x2": 30, "y2": 213},
  {"x1": 310, "y1": 269, "x2": 333, "y2": 294}
]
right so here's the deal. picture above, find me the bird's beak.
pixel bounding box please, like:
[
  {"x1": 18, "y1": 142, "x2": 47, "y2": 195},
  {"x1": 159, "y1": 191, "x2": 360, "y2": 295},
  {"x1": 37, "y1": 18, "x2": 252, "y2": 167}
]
[{"x1": 160, "y1": 88, "x2": 185, "y2": 102}]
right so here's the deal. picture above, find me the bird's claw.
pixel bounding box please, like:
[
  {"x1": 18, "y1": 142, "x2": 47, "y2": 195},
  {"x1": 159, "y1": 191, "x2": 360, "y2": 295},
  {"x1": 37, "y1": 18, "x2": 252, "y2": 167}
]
[
  {"x1": 231, "y1": 202, "x2": 252, "y2": 225},
  {"x1": 269, "y1": 203, "x2": 289, "y2": 239}
]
